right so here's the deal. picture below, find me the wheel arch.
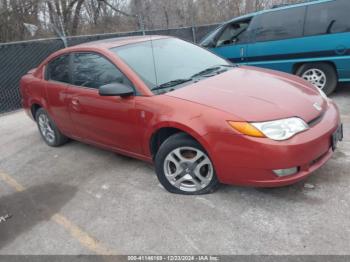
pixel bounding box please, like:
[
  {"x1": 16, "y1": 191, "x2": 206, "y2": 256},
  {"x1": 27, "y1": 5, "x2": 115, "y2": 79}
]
[
  {"x1": 30, "y1": 102, "x2": 43, "y2": 120},
  {"x1": 148, "y1": 123, "x2": 211, "y2": 159},
  {"x1": 293, "y1": 61, "x2": 338, "y2": 75}
]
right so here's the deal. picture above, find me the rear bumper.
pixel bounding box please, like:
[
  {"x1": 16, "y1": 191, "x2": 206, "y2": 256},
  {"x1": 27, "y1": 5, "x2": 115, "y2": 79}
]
[
  {"x1": 205, "y1": 101, "x2": 341, "y2": 187},
  {"x1": 20, "y1": 92, "x2": 34, "y2": 120}
]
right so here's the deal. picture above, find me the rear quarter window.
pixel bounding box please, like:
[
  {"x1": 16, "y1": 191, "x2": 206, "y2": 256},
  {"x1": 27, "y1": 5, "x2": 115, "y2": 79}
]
[
  {"x1": 46, "y1": 55, "x2": 70, "y2": 84},
  {"x1": 304, "y1": 0, "x2": 350, "y2": 36}
]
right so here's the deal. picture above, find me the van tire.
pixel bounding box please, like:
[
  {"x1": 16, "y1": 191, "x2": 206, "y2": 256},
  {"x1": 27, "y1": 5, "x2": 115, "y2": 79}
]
[{"x1": 296, "y1": 63, "x2": 337, "y2": 95}]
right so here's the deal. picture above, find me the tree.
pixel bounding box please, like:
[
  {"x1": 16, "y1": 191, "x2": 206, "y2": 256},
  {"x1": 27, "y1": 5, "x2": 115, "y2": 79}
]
[
  {"x1": 0, "y1": 0, "x2": 304, "y2": 43},
  {"x1": 46, "y1": 0, "x2": 86, "y2": 35}
]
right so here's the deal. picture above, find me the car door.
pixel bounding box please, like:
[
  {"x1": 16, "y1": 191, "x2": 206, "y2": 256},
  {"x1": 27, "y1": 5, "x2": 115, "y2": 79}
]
[
  {"x1": 45, "y1": 54, "x2": 75, "y2": 136},
  {"x1": 66, "y1": 52, "x2": 142, "y2": 154},
  {"x1": 203, "y1": 19, "x2": 252, "y2": 63}
]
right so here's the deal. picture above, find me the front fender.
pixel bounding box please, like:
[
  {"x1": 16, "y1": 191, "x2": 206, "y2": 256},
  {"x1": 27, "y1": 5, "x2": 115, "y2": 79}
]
[{"x1": 143, "y1": 120, "x2": 213, "y2": 159}]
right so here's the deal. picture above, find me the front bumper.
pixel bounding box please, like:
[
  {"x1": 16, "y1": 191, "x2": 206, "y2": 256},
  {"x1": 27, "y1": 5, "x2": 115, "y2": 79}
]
[{"x1": 205, "y1": 101, "x2": 341, "y2": 187}]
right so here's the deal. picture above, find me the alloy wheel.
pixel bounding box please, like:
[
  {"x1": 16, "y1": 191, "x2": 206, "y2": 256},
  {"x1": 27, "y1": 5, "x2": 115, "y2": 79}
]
[
  {"x1": 163, "y1": 147, "x2": 214, "y2": 193},
  {"x1": 38, "y1": 114, "x2": 55, "y2": 144},
  {"x1": 302, "y1": 68, "x2": 327, "y2": 90}
]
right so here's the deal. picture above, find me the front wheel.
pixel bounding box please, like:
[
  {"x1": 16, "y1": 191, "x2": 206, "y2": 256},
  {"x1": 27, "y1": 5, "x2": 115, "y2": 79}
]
[
  {"x1": 296, "y1": 63, "x2": 337, "y2": 95},
  {"x1": 155, "y1": 133, "x2": 220, "y2": 195}
]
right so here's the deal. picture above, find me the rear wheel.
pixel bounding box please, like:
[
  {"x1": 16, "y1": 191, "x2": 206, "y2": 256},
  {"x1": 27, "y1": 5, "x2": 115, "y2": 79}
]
[
  {"x1": 155, "y1": 133, "x2": 219, "y2": 195},
  {"x1": 296, "y1": 62, "x2": 337, "y2": 95},
  {"x1": 35, "y1": 108, "x2": 68, "y2": 147}
]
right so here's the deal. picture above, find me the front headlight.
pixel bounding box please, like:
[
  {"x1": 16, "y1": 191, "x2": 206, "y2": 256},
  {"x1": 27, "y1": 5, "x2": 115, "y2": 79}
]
[{"x1": 251, "y1": 117, "x2": 309, "y2": 141}]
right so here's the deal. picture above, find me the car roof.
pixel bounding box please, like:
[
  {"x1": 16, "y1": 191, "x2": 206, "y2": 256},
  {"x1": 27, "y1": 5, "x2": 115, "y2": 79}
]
[
  {"x1": 226, "y1": 0, "x2": 335, "y2": 23},
  {"x1": 74, "y1": 35, "x2": 171, "y2": 49}
]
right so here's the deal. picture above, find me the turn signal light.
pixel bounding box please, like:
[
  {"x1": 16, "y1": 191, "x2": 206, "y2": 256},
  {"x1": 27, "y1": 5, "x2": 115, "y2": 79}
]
[{"x1": 228, "y1": 121, "x2": 266, "y2": 138}]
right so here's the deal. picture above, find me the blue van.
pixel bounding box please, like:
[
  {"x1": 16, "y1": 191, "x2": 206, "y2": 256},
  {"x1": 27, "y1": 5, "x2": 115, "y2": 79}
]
[{"x1": 200, "y1": 0, "x2": 350, "y2": 95}]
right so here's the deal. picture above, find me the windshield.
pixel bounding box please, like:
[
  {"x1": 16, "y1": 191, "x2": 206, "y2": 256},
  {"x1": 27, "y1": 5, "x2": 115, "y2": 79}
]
[
  {"x1": 216, "y1": 21, "x2": 250, "y2": 47},
  {"x1": 111, "y1": 38, "x2": 230, "y2": 93}
]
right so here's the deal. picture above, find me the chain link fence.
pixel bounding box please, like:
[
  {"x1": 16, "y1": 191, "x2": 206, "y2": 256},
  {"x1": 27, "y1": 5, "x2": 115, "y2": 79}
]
[{"x1": 0, "y1": 24, "x2": 219, "y2": 114}]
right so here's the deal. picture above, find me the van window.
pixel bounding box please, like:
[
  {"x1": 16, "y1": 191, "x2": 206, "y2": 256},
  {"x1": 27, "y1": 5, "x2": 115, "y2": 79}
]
[
  {"x1": 201, "y1": 26, "x2": 223, "y2": 47},
  {"x1": 216, "y1": 19, "x2": 252, "y2": 46},
  {"x1": 252, "y1": 7, "x2": 306, "y2": 42},
  {"x1": 304, "y1": 0, "x2": 350, "y2": 36}
]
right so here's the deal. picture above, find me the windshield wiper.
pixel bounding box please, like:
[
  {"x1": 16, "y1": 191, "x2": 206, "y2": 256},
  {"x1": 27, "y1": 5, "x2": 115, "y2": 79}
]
[
  {"x1": 152, "y1": 78, "x2": 193, "y2": 91},
  {"x1": 220, "y1": 64, "x2": 237, "y2": 67},
  {"x1": 191, "y1": 64, "x2": 237, "y2": 79},
  {"x1": 151, "y1": 64, "x2": 237, "y2": 92}
]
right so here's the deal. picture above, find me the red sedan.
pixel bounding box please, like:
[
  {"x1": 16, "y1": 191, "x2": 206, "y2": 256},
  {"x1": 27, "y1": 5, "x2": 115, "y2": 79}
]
[{"x1": 20, "y1": 36, "x2": 343, "y2": 194}]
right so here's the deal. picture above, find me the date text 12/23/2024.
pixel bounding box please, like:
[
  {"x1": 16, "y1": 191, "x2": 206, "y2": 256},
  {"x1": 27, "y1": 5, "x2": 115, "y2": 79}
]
[{"x1": 128, "y1": 256, "x2": 220, "y2": 261}]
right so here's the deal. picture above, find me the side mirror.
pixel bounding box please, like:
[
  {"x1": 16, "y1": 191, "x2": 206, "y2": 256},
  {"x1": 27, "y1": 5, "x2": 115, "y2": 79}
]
[
  {"x1": 206, "y1": 39, "x2": 216, "y2": 48},
  {"x1": 201, "y1": 39, "x2": 216, "y2": 48},
  {"x1": 99, "y1": 83, "x2": 134, "y2": 97}
]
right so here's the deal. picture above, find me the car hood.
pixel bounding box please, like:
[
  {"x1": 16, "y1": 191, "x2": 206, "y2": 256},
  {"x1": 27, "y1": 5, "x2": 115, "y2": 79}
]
[{"x1": 166, "y1": 66, "x2": 326, "y2": 122}]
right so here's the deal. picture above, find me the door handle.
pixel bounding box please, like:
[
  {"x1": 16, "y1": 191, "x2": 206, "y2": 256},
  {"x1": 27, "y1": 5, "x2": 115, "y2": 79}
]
[
  {"x1": 71, "y1": 99, "x2": 80, "y2": 106},
  {"x1": 240, "y1": 47, "x2": 245, "y2": 59}
]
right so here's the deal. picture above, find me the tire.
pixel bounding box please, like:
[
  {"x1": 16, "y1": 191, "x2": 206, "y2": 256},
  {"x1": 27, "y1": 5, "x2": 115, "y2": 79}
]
[
  {"x1": 155, "y1": 133, "x2": 220, "y2": 195},
  {"x1": 296, "y1": 62, "x2": 337, "y2": 95},
  {"x1": 35, "y1": 108, "x2": 68, "y2": 147}
]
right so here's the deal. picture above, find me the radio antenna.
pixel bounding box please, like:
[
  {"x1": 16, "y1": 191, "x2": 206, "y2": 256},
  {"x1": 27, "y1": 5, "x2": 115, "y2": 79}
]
[{"x1": 150, "y1": 35, "x2": 159, "y2": 88}]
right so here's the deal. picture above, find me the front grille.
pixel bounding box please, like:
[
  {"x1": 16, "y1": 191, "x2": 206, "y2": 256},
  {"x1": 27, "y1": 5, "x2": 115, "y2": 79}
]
[
  {"x1": 308, "y1": 113, "x2": 325, "y2": 127},
  {"x1": 310, "y1": 151, "x2": 328, "y2": 166}
]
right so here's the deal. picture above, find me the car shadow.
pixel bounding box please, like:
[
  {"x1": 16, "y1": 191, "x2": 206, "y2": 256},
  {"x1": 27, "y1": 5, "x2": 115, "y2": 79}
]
[
  {"x1": 217, "y1": 182, "x2": 326, "y2": 207},
  {"x1": 0, "y1": 183, "x2": 77, "y2": 250},
  {"x1": 333, "y1": 83, "x2": 350, "y2": 96}
]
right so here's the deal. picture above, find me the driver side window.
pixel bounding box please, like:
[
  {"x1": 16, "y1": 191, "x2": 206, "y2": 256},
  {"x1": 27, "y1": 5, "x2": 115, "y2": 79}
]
[
  {"x1": 216, "y1": 20, "x2": 252, "y2": 47},
  {"x1": 72, "y1": 52, "x2": 133, "y2": 89}
]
